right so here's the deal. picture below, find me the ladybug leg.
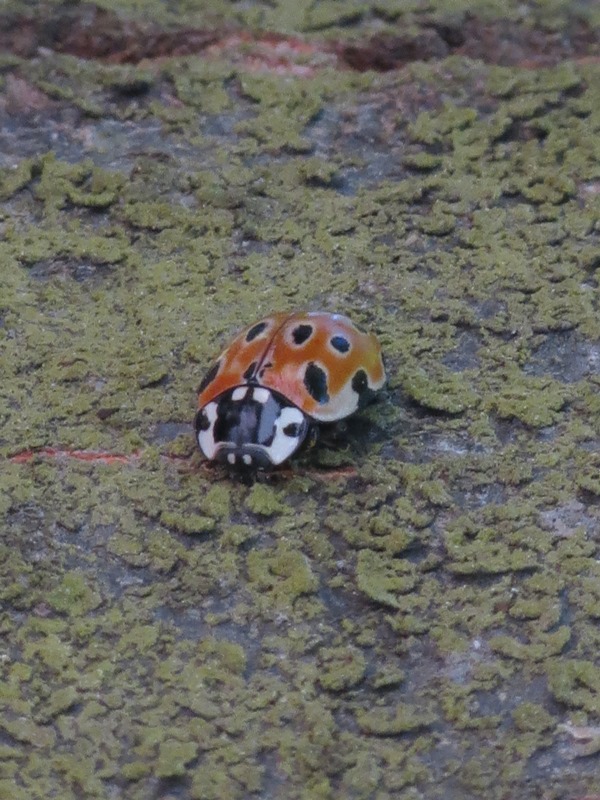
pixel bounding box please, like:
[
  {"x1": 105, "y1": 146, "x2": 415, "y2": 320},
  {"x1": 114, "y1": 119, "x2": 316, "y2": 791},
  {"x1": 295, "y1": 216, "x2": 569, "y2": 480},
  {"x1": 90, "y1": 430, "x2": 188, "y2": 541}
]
[{"x1": 306, "y1": 424, "x2": 319, "y2": 450}]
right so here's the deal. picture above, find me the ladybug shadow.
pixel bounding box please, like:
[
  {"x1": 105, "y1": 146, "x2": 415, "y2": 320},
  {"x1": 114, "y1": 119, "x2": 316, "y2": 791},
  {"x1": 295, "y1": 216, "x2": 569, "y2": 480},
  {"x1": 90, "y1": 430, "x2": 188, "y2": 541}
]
[
  {"x1": 279, "y1": 398, "x2": 390, "y2": 480},
  {"x1": 310, "y1": 410, "x2": 387, "y2": 462}
]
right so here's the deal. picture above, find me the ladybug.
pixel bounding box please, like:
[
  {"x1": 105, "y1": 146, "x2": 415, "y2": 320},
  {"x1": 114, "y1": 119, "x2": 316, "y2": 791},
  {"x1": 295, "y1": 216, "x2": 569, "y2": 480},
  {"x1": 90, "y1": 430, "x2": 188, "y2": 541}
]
[{"x1": 195, "y1": 311, "x2": 386, "y2": 469}]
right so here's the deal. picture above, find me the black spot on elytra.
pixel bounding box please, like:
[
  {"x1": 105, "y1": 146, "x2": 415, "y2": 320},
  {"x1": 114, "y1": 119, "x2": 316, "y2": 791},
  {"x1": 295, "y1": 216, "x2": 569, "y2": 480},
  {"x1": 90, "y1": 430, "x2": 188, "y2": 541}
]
[
  {"x1": 304, "y1": 362, "x2": 329, "y2": 404},
  {"x1": 198, "y1": 361, "x2": 219, "y2": 394},
  {"x1": 283, "y1": 422, "x2": 301, "y2": 437},
  {"x1": 351, "y1": 369, "x2": 368, "y2": 396},
  {"x1": 330, "y1": 335, "x2": 350, "y2": 353},
  {"x1": 292, "y1": 324, "x2": 313, "y2": 345},
  {"x1": 246, "y1": 321, "x2": 268, "y2": 342},
  {"x1": 243, "y1": 361, "x2": 258, "y2": 381},
  {"x1": 195, "y1": 408, "x2": 211, "y2": 432}
]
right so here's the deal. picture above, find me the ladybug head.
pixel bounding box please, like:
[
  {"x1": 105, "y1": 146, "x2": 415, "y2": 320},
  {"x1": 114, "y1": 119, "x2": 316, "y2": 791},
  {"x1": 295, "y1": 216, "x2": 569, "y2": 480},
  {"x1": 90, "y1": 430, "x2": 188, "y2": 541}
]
[{"x1": 196, "y1": 385, "x2": 310, "y2": 469}]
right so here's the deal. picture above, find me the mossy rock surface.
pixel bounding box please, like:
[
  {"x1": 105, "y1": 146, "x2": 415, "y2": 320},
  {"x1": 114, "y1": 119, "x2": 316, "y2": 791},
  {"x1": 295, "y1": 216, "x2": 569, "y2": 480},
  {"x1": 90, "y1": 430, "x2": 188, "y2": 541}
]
[{"x1": 2, "y1": 1, "x2": 600, "y2": 798}]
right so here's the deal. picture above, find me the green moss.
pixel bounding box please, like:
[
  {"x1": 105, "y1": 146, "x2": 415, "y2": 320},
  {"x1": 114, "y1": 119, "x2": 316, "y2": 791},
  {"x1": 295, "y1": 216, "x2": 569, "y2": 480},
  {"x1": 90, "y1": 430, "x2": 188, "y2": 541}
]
[
  {"x1": 190, "y1": 762, "x2": 244, "y2": 800},
  {"x1": 489, "y1": 626, "x2": 570, "y2": 661},
  {"x1": 403, "y1": 152, "x2": 443, "y2": 171},
  {"x1": 440, "y1": 683, "x2": 503, "y2": 731},
  {"x1": 33, "y1": 154, "x2": 123, "y2": 214},
  {"x1": 417, "y1": 202, "x2": 457, "y2": 236},
  {"x1": 0, "y1": 717, "x2": 57, "y2": 748},
  {"x1": 120, "y1": 624, "x2": 160, "y2": 652},
  {"x1": 402, "y1": 367, "x2": 479, "y2": 414},
  {"x1": 444, "y1": 514, "x2": 545, "y2": 575},
  {"x1": 409, "y1": 104, "x2": 478, "y2": 145},
  {"x1": 356, "y1": 704, "x2": 435, "y2": 735},
  {"x1": 0, "y1": 157, "x2": 40, "y2": 200},
  {"x1": 356, "y1": 550, "x2": 418, "y2": 609},
  {"x1": 246, "y1": 544, "x2": 318, "y2": 605},
  {"x1": 317, "y1": 646, "x2": 366, "y2": 691},
  {"x1": 23, "y1": 633, "x2": 73, "y2": 672},
  {"x1": 121, "y1": 761, "x2": 151, "y2": 781},
  {"x1": 488, "y1": 374, "x2": 568, "y2": 428},
  {"x1": 37, "y1": 686, "x2": 79, "y2": 723},
  {"x1": 245, "y1": 483, "x2": 287, "y2": 516},
  {"x1": 160, "y1": 510, "x2": 216, "y2": 535},
  {"x1": 220, "y1": 523, "x2": 258, "y2": 548},
  {"x1": 547, "y1": 660, "x2": 600, "y2": 713},
  {"x1": 155, "y1": 738, "x2": 198, "y2": 778},
  {"x1": 47, "y1": 572, "x2": 102, "y2": 616},
  {"x1": 512, "y1": 702, "x2": 554, "y2": 733},
  {"x1": 106, "y1": 533, "x2": 148, "y2": 566},
  {"x1": 200, "y1": 485, "x2": 232, "y2": 519},
  {"x1": 577, "y1": 457, "x2": 600, "y2": 496},
  {"x1": 199, "y1": 638, "x2": 247, "y2": 675},
  {"x1": 235, "y1": 73, "x2": 325, "y2": 153}
]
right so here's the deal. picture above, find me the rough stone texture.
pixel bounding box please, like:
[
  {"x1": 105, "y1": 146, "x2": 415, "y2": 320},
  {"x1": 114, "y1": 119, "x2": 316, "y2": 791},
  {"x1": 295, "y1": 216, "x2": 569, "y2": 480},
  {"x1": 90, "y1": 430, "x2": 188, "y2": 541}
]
[{"x1": 1, "y1": 1, "x2": 600, "y2": 798}]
